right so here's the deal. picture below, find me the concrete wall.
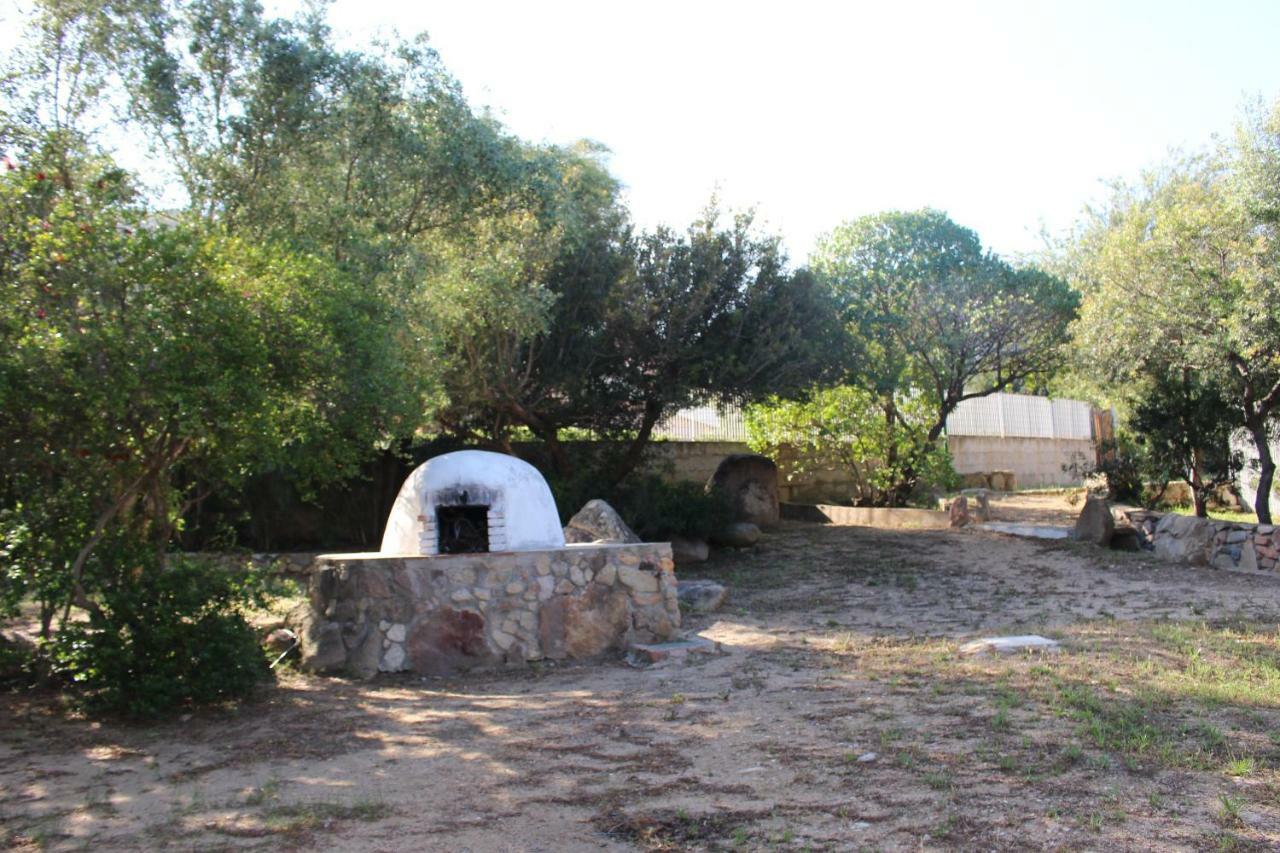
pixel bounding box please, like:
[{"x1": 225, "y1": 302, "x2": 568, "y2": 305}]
[
  {"x1": 946, "y1": 435, "x2": 1093, "y2": 489},
  {"x1": 647, "y1": 441, "x2": 858, "y2": 503},
  {"x1": 781, "y1": 503, "x2": 950, "y2": 528},
  {"x1": 650, "y1": 436, "x2": 1092, "y2": 500}
]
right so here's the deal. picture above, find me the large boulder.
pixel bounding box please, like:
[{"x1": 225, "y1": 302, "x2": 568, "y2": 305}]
[
  {"x1": 677, "y1": 580, "x2": 727, "y2": 613},
  {"x1": 1152, "y1": 514, "x2": 1216, "y2": 566},
  {"x1": 1073, "y1": 495, "x2": 1115, "y2": 547},
  {"x1": 961, "y1": 489, "x2": 992, "y2": 522},
  {"x1": 564, "y1": 499, "x2": 640, "y2": 544},
  {"x1": 670, "y1": 535, "x2": 710, "y2": 564},
  {"x1": 708, "y1": 454, "x2": 780, "y2": 527}
]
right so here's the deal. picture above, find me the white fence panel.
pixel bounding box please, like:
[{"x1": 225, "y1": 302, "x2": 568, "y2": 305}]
[
  {"x1": 654, "y1": 404, "x2": 749, "y2": 442},
  {"x1": 947, "y1": 393, "x2": 1093, "y2": 440},
  {"x1": 654, "y1": 393, "x2": 1095, "y2": 443}
]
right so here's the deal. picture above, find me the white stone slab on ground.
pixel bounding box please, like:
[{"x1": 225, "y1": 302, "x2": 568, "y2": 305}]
[{"x1": 959, "y1": 635, "x2": 1061, "y2": 656}]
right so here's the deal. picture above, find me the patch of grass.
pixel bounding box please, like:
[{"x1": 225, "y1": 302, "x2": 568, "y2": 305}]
[
  {"x1": 1168, "y1": 505, "x2": 1260, "y2": 525},
  {"x1": 597, "y1": 808, "x2": 761, "y2": 848},
  {"x1": 263, "y1": 800, "x2": 393, "y2": 834},
  {"x1": 924, "y1": 770, "x2": 953, "y2": 791},
  {"x1": 1217, "y1": 793, "x2": 1245, "y2": 826},
  {"x1": 1226, "y1": 755, "x2": 1257, "y2": 777}
]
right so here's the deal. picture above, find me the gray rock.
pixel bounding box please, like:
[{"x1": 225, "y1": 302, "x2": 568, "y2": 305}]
[
  {"x1": 713, "y1": 521, "x2": 761, "y2": 548},
  {"x1": 347, "y1": 626, "x2": 384, "y2": 679},
  {"x1": 707, "y1": 454, "x2": 780, "y2": 527},
  {"x1": 564, "y1": 499, "x2": 640, "y2": 544},
  {"x1": 670, "y1": 535, "x2": 710, "y2": 564},
  {"x1": 1212, "y1": 551, "x2": 1238, "y2": 570},
  {"x1": 1240, "y1": 541, "x2": 1259, "y2": 571},
  {"x1": 1073, "y1": 495, "x2": 1115, "y2": 546},
  {"x1": 628, "y1": 636, "x2": 721, "y2": 665},
  {"x1": 1152, "y1": 513, "x2": 1216, "y2": 566},
  {"x1": 974, "y1": 491, "x2": 990, "y2": 522},
  {"x1": 299, "y1": 620, "x2": 347, "y2": 673},
  {"x1": 562, "y1": 525, "x2": 596, "y2": 544},
  {"x1": 677, "y1": 579, "x2": 727, "y2": 613},
  {"x1": 539, "y1": 582, "x2": 632, "y2": 660}
]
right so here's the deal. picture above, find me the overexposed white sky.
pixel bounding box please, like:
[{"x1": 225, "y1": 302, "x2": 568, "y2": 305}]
[
  {"x1": 298, "y1": 0, "x2": 1280, "y2": 261},
  {"x1": 7, "y1": 0, "x2": 1280, "y2": 261}
]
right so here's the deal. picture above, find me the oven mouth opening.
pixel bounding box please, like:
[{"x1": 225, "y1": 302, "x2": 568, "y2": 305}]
[{"x1": 437, "y1": 505, "x2": 490, "y2": 554}]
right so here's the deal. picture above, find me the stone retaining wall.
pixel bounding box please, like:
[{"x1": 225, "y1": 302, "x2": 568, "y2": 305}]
[
  {"x1": 299, "y1": 543, "x2": 679, "y2": 678},
  {"x1": 1121, "y1": 509, "x2": 1278, "y2": 572},
  {"x1": 781, "y1": 503, "x2": 951, "y2": 529}
]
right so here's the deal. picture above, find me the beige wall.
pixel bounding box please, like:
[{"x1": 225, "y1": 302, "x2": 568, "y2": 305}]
[
  {"x1": 945, "y1": 435, "x2": 1094, "y2": 489},
  {"x1": 649, "y1": 436, "x2": 1093, "y2": 500}
]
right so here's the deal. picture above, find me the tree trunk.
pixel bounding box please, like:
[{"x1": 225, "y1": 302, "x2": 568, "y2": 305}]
[
  {"x1": 609, "y1": 400, "x2": 664, "y2": 488},
  {"x1": 1249, "y1": 422, "x2": 1275, "y2": 525},
  {"x1": 1190, "y1": 447, "x2": 1208, "y2": 518}
]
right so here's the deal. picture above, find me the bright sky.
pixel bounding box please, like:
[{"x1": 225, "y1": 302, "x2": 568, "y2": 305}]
[
  {"x1": 8, "y1": 0, "x2": 1280, "y2": 261},
  {"x1": 291, "y1": 0, "x2": 1280, "y2": 262}
]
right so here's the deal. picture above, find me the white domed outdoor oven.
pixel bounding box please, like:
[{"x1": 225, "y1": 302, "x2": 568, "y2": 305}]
[{"x1": 299, "y1": 451, "x2": 679, "y2": 677}]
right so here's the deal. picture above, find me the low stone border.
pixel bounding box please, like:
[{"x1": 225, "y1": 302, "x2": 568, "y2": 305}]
[
  {"x1": 1120, "y1": 509, "x2": 1277, "y2": 572},
  {"x1": 781, "y1": 503, "x2": 950, "y2": 529}
]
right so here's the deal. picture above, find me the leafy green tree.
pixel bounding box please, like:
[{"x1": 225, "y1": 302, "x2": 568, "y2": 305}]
[
  {"x1": 0, "y1": 144, "x2": 412, "y2": 647},
  {"x1": 805, "y1": 210, "x2": 1076, "y2": 502},
  {"x1": 1129, "y1": 370, "x2": 1242, "y2": 516},
  {"x1": 1070, "y1": 130, "x2": 1280, "y2": 522},
  {"x1": 745, "y1": 386, "x2": 958, "y2": 506},
  {"x1": 431, "y1": 185, "x2": 840, "y2": 484}
]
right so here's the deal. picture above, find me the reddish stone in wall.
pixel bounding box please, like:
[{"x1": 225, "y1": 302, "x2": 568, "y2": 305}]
[
  {"x1": 539, "y1": 582, "x2": 631, "y2": 660},
  {"x1": 406, "y1": 607, "x2": 493, "y2": 675}
]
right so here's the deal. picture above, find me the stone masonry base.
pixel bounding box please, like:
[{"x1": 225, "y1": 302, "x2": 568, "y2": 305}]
[{"x1": 299, "y1": 543, "x2": 679, "y2": 678}]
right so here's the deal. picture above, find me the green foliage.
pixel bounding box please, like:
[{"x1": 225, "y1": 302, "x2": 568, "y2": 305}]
[
  {"x1": 437, "y1": 197, "x2": 841, "y2": 484},
  {"x1": 547, "y1": 458, "x2": 732, "y2": 541},
  {"x1": 812, "y1": 209, "x2": 1077, "y2": 439},
  {"x1": 52, "y1": 556, "x2": 269, "y2": 718},
  {"x1": 1065, "y1": 441, "x2": 1146, "y2": 505},
  {"x1": 0, "y1": 145, "x2": 418, "y2": 633},
  {"x1": 745, "y1": 386, "x2": 958, "y2": 507},
  {"x1": 1068, "y1": 119, "x2": 1280, "y2": 521},
  {"x1": 1129, "y1": 370, "x2": 1241, "y2": 516},
  {"x1": 609, "y1": 475, "x2": 734, "y2": 541}
]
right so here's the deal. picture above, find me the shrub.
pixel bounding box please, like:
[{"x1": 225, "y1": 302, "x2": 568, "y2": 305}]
[
  {"x1": 611, "y1": 475, "x2": 733, "y2": 541},
  {"x1": 548, "y1": 462, "x2": 732, "y2": 541},
  {"x1": 1065, "y1": 442, "x2": 1146, "y2": 504},
  {"x1": 52, "y1": 557, "x2": 270, "y2": 718},
  {"x1": 745, "y1": 386, "x2": 958, "y2": 507}
]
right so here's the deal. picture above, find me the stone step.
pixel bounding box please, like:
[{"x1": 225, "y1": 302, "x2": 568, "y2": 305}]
[{"x1": 628, "y1": 636, "x2": 721, "y2": 665}]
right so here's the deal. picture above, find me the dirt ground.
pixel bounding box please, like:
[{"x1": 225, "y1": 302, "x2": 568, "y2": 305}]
[{"x1": 5, "y1": 493, "x2": 1280, "y2": 851}]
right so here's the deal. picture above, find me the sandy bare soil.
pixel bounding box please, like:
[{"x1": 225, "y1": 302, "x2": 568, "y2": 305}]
[{"x1": 5, "y1": 493, "x2": 1280, "y2": 851}]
